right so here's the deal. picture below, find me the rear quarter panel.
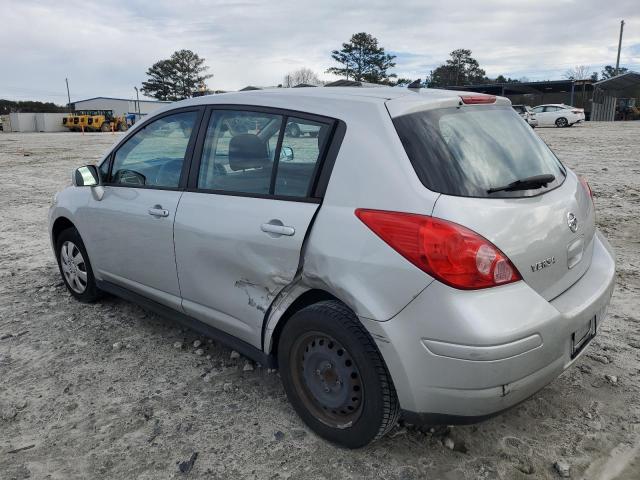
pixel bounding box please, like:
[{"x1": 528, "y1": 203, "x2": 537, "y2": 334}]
[{"x1": 301, "y1": 100, "x2": 441, "y2": 320}]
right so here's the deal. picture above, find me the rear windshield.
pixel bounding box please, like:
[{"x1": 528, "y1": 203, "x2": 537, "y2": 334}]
[{"x1": 393, "y1": 105, "x2": 566, "y2": 198}]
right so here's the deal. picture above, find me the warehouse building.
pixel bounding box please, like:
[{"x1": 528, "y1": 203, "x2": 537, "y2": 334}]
[{"x1": 70, "y1": 97, "x2": 170, "y2": 117}]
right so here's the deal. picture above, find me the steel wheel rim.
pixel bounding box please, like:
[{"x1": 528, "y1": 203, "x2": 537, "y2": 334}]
[
  {"x1": 60, "y1": 241, "x2": 88, "y2": 294},
  {"x1": 290, "y1": 331, "x2": 364, "y2": 428}
]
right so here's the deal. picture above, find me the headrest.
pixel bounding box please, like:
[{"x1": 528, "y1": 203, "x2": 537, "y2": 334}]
[{"x1": 228, "y1": 134, "x2": 269, "y2": 171}]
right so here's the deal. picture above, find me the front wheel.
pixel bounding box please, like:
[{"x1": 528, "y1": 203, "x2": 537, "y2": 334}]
[
  {"x1": 278, "y1": 300, "x2": 399, "y2": 448},
  {"x1": 56, "y1": 228, "x2": 101, "y2": 303},
  {"x1": 287, "y1": 123, "x2": 301, "y2": 137},
  {"x1": 555, "y1": 117, "x2": 568, "y2": 127}
]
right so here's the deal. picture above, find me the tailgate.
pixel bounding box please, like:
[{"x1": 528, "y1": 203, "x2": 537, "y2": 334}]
[{"x1": 432, "y1": 172, "x2": 595, "y2": 300}]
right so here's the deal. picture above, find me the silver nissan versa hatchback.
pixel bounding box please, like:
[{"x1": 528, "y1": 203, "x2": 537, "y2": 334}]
[{"x1": 49, "y1": 87, "x2": 615, "y2": 448}]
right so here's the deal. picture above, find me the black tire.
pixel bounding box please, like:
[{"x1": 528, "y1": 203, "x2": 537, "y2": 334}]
[
  {"x1": 55, "y1": 228, "x2": 101, "y2": 303},
  {"x1": 278, "y1": 300, "x2": 400, "y2": 448},
  {"x1": 555, "y1": 117, "x2": 568, "y2": 128},
  {"x1": 287, "y1": 123, "x2": 301, "y2": 137},
  {"x1": 100, "y1": 122, "x2": 110, "y2": 132},
  {"x1": 119, "y1": 122, "x2": 128, "y2": 132}
]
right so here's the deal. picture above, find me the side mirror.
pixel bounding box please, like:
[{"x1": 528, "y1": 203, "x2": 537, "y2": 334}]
[
  {"x1": 280, "y1": 146, "x2": 294, "y2": 161},
  {"x1": 73, "y1": 165, "x2": 100, "y2": 187}
]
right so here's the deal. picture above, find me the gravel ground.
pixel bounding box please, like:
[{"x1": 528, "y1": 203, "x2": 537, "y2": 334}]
[{"x1": 1, "y1": 123, "x2": 639, "y2": 479}]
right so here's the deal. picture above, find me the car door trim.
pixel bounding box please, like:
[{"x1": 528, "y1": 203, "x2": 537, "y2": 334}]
[{"x1": 96, "y1": 279, "x2": 276, "y2": 367}]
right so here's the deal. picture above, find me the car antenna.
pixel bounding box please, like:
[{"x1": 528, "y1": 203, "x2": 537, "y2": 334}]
[{"x1": 407, "y1": 79, "x2": 422, "y2": 90}]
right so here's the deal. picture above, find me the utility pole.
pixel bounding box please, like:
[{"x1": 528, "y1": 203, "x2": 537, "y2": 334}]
[
  {"x1": 134, "y1": 86, "x2": 140, "y2": 115},
  {"x1": 65, "y1": 78, "x2": 71, "y2": 113},
  {"x1": 615, "y1": 20, "x2": 625, "y2": 76}
]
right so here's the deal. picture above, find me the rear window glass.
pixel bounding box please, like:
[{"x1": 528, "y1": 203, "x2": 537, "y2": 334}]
[{"x1": 393, "y1": 105, "x2": 566, "y2": 198}]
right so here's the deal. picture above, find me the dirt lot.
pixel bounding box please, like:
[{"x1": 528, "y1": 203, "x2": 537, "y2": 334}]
[{"x1": 1, "y1": 123, "x2": 639, "y2": 479}]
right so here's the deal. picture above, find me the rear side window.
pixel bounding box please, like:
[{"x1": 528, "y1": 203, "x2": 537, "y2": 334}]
[
  {"x1": 277, "y1": 117, "x2": 330, "y2": 197},
  {"x1": 198, "y1": 110, "x2": 332, "y2": 198},
  {"x1": 198, "y1": 110, "x2": 282, "y2": 195},
  {"x1": 110, "y1": 111, "x2": 197, "y2": 188},
  {"x1": 393, "y1": 105, "x2": 566, "y2": 198}
]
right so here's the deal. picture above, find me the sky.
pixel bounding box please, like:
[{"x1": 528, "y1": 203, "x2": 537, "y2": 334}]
[{"x1": 1, "y1": 0, "x2": 639, "y2": 104}]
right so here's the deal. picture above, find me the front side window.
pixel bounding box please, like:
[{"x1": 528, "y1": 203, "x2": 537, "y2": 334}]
[
  {"x1": 110, "y1": 111, "x2": 197, "y2": 188},
  {"x1": 531, "y1": 106, "x2": 543, "y2": 113},
  {"x1": 393, "y1": 105, "x2": 566, "y2": 198}
]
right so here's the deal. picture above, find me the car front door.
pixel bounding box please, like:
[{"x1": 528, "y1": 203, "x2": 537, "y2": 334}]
[
  {"x1": 174, "y1": 107, "x2": 336, "y2": 347},
  {"x1": 83, "y1": 108, "x2": 202, "y2": 310}
]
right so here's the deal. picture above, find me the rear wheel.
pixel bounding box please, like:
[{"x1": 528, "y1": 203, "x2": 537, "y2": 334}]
[
  {"x1": 278, "y1": 300, "x2": 399, "y2": 448},
  {"x1": 56, "y1": 228, "x2": 101, "y2": 303},
  {"x1": 119, "y1": 122, "x2": 128, "y2": 131},
  {"x1": 100, "y1": 122, "x2": 111, "y2": 132},
  {"x1": 555, "y1": 117, "x2": 568, "y2": 127}
]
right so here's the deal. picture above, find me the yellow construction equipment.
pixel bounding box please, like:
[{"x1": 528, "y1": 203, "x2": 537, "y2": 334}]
[{"x1": 63, "y1": 110, "x2": 128, "y2": 132}]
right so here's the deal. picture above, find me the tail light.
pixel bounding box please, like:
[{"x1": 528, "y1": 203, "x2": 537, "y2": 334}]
[
  {"x1": 579, "y1": 175, "x2": 593, "y2": 202},
  {"x1": 355, "y1": 209, "x2": 521, "y2": 290},
  {"x1": 459, "y1": 94, "x2": 496, "y2": 105},
  {"x1": 572, "y1": 110, "x2": 582, "y2": 114}
]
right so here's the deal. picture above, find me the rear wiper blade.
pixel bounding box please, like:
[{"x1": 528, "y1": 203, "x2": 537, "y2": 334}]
[{"x1": 487, "y1": 174, "x2": 555, "y2": 194}]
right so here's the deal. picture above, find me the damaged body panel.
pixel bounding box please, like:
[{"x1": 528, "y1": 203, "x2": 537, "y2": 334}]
[{"x1": 174, "y1": 193, "x2": 320, "y2": 347}]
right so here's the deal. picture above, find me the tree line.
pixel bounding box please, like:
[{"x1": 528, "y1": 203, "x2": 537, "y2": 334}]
[
  {"x1": 141, "y1": 33, "x2": 630, "y2": 101},
  {"x1": 0, "y1": 99, "x2": 68, "y2": 115}
]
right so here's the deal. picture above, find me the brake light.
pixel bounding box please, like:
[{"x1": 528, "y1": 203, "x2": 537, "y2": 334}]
[
  {"x1": 459, "y1": 94, "x2": 496, "y2": 105},
  {"x1": 572, "y1": 110, "x2": 582, "y2": 114},
  {"x1": 355, "y1": 209, "x2": 521, "y2": 290},
  {"x1": 579, "y1": 176, "x2": 593, "y2": 202}
]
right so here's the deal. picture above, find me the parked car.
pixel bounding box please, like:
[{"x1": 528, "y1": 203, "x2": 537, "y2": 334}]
[
  {"x1": 285, "y1": 120, "x2": 318, "y2": 137},
  {"x1": 531, "y1": 104, "x2": 585, "y2": 127},
  {"x1": 512, "y1": 104, "x2": 538, "y2": 127},
  {"x1": 49, "y1": 88, "x2": 615, "y2": 448}
]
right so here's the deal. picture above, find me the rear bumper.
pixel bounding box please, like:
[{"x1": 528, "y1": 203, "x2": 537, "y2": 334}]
[{"x1": 361, "y1": 231, "x2": 615, "y2": 420}]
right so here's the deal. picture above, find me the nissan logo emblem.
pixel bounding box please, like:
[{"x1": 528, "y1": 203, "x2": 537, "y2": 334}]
[{"x1": 567, "y1": 212, "x2": 578, "y2": 233}]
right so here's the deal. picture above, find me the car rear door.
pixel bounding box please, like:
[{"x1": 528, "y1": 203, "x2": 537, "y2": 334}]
[
  {"x1": 82, "y1": 108, "x2": 203, "y2": 310},
  {"x1": 173, "y1": 106, "x2": 338, "y2": 347}
]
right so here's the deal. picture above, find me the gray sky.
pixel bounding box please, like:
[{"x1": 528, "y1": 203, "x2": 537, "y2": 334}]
[{"x1": 1, "y1": 0, "x2": 638, "y2": 103}]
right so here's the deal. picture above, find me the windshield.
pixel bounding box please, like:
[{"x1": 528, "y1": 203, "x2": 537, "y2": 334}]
[{"x1": 393, "y1": 105, "x2": 566, "y2": 198}]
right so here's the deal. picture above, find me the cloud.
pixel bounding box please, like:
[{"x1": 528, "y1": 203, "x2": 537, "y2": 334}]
[{"x1": 0, "y1": 0, "x2": 638, "y2": 102}]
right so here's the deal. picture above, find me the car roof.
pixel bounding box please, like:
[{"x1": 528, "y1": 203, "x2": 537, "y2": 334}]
[
  {"x1": 162, "y1": 86, "x2": 511, "y2": 120},
  {"x1": 176, "y1": 86, "x2": 464, "y2": 105}
]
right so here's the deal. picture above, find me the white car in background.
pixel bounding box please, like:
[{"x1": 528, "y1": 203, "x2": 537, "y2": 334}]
[{"x1": 531, "y1": 104, "x2": 585, "y2": 127}]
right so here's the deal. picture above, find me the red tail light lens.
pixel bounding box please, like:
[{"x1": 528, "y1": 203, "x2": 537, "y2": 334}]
[
  {"x1": 355, "y1": 209, "x2": 521, "y2": 290},
  {"x1": 459, "y1": 94, "x2": 496, "y2": 105},
  {"x1": 579, "y1": 175, "x2": 593, "y2": 202}
]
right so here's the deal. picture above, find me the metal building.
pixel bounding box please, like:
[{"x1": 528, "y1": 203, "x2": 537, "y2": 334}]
[
  {"x1": 70, "y1": 97, "x2": 170, "y2": 117},
  {"x1": 591, "y1": 71, "x2": 640, "y2": 121}
]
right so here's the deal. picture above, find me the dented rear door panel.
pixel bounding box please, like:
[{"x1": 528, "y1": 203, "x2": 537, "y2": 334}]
[{"x1": 173, "y1": 193, "x2": 319, "y2": 347}]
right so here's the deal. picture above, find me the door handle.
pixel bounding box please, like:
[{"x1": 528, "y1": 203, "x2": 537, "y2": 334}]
[
  {"x1": 261, "y1": 222, "x2": 295, "y2": 236},
  {"x1": 148, "y1": 205, "x2": 169, "y2": 217}
]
